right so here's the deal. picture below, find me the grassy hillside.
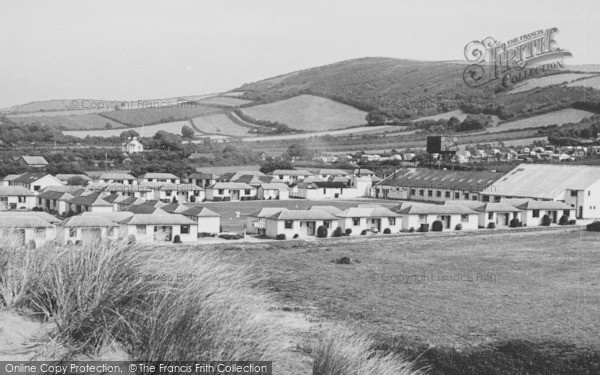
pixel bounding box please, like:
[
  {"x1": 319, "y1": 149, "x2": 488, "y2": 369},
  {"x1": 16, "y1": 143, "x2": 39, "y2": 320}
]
[
  {"x1": 99, "y1": 106, "x2": 222, "y2": 127},
  {"x1": 240, "y1": 94, "x2": 368, "y2": 131},
  {"x1": 191, "y1": 114, "x2": 250, "y2": 136},
  {"x1": 7, "y1": 113, "x2": 126, "y2": 130}
]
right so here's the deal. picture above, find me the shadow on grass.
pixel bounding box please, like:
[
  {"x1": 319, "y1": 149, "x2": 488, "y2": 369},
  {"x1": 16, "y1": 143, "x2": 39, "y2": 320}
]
[{"x1": 377, "y1": 338, "x2": 600, "y2": 375}]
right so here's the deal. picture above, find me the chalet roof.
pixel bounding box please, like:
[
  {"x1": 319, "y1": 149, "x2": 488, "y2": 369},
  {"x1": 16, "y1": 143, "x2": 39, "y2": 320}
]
[
  {"x1": 267, "y1": 209, "x2": 338, "y2": 221},
  {"x1": 19, "y1": 156, "x2": 48, "y2": 165},
  {"x1": 271, "y1": 169, "x2": 314, "y2": 176},
  {"x1": 126, "y1": 206, "x2": 168, "y2": 215},
  {"x1": 395, "y1": 204, "x2": 478, "y2": 215},
  {"x1": 259, "y1": 183, "x2": 289, "y2": 190},
  {"x1": 246, "y1": 207, "x2": 286, "y2": 218},
  {"x1": 140, "y1": 173, "x2": 179, "y2": 180},
  {"x1": 210, "y1": 182, "x2": 255, "y2": 190},
  {"x1": 55, "y1": 174, "x2": 92, "y2": 182},
  {"x1": 99, "y1": 173, "x2": 136, "y2": 180},
  {"x1": 181, "y1": 206, "x2": 221, "y2": 217},
  {"x1": 474, "y1": 202, "x2": 520, "y2": 213},
  {"x1": 336, "y1": 207, "x2": 401, "y2": 218},
  {"x1": 378, "y1": 168, "x2": 502, "y2": 192},
  {"x1": 309, "y1": 206, "x2": 343, "y2": 214},
  {"x1": 12, "y1": 172, "x2": 56, "y2": 184},
  {"x1": 0, "y1": 216, "x2": 54, "y2": 228},
  {"x1": 62, "y1": 216, "x2": 118, "y2": 228},
  {"x1": 0, "y1": 186, "x2": 36, "y2": 197},
  {"x1": 516, "y1": 200, "x2": 574, "y2": 210},
  {"x1": 161, "y1": 203, "x2": 191, "y2": 214},
  {"x1": 68, "y1": 192, "x2": 112, "y2": 206},
  {"x1": 188, "y1": 172, "x2": 219, "y2": 179},
  {"x1": 81, "y1": 211, "x2": 134, "y2": 223},
  {"x1": 123, "y1": 214, "x2": 197, "y2": 226},
  {"x1": 0, "y1": 211, "x2": 62, "y2": 224}
]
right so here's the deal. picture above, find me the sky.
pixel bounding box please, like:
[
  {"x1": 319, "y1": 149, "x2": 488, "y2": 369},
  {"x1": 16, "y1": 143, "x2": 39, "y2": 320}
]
[{"x1": 1, "y1": 0, "x2": 599, "y2": 108}]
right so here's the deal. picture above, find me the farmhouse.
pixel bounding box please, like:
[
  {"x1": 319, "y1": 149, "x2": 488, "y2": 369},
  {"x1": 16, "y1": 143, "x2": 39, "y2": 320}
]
[
  {"x1": 122, "y1": 214, "x2": 198, "y2": 243},
  {"x1": 0, "y1": 186, "x2": 37, "y2": 210},
  {"x1": 10, "y1": 172, "x2": 64, "y2": 193},
  {"x1": 205, "y1": 182, "x2": 256, "y2": 201},
  {"x1": 265, "y1": 209, "x2": 339, "y2": 239},
  {"x1": 483, "y1": 164, "x2": 600, "y2": 219},
  {"x1": 394, "y1": 204, "x2": 479, "y2": 231},
  {"x1": 17, "y1": 155, "x2": 49, "y2": 168},
  {"x1": 181, "y1": 206, "x2": 221, "y2": 234},
  {"x1": 336, "y1": 206, "x2": 402, "y2": 235},
  {"x1": 257, "y1": 183, "x2": 290, "y2": 200},
  {"x1": 375, "y1": 168, "x2": 502, "y2": 203}
]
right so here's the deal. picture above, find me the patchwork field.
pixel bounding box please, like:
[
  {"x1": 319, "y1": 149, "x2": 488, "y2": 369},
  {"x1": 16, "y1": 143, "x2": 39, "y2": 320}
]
[
  {"x1": 191, "y1": 114, "x2": 250, "y2": 136},
  {"x1": 217, "y1": 228, "x2": 600, "y2": 373},
  {"x1": 197, "y1": 96, "x2": 253, "y2": 107},
  {"x1": 63, "y1": 120, "x2": 192, "y2": 138},
  {"x1": 489, "y1": 108, "x2": 595, "y2": 133},
  {"x1": 100, "y1": 106, "x2": 221, "y2": 127},
  {"x1": 240, "y1": 94, "x2": 368, "y2": 131},
  {"x1": 8, "y1": 114, "x2": 126, "y2": 130},
  {"x1": 508, "y1": 73, "x2": 596, "y2": 94}
]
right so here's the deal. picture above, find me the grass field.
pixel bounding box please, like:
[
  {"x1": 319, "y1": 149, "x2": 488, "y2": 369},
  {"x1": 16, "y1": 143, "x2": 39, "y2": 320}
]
[
  {"x1": 508, "y1": 73, "x2": 595, "y2": 94},
  {"x1": 63, "y1": 120, "x2": 192, "y2": 138},
  {"x1": 489, "y1": 108, "x2": 594, "y2": 133},
  {"x1": 8, "y1": 113, "x2": 126, "y2": 130},
  {"x1": 191, "y1": 114, "x2": 250, "y2": 136},
  {"x1": 240, "y1": 94, "x2": 368, "y2": 131},
  {"x1": 215, "y1": 228, "x2": 600, "y2": 373},
  {"x1": 197, "y1": 96, "x2": 253, "y2": 107},
  {"x1": 566, "y1": 75, "x2": 600, "y2": 90},
  {"x1": 100, "y1": 106, "x2": 221, "y2": 127}
]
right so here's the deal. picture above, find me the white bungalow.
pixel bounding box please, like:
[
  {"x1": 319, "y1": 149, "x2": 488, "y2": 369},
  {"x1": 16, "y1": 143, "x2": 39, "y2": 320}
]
[
  {"x1": 0, "y1": 215, "x2": 57, "y2": 247},
  {"x1": 181, "y1": 206, "x2": 221, "y2": 234},
  {"x1": 245, "y1": 207, "x2": 285, "y2": 235},
  {"x1": 394, "y1": 204, "x2": 479, "y2": 231},
  {"x1": 122, "y1": 214, "x2": 198, "y2": 243},
  {"x1": 473, "y1": 202, "x2": 521, "y2": 228},
  {"x1": 67, "y1": 192, "x2": 114, "y2": 214},
  {"x1": 257, "y1": 183, "x2": 290, "y2": 200},
  {"x1": 264, "y1": 209, "x2": 339, "y2": 239},
  {"x1": 513, "y1": 200, "x2": 573, "y2": 226},
  {"x1": 62, "y1": 215, "x2": 119, "y2": 244},
  {"x1": 205, "y1": 182, "x2": 256, "y2": 201},
  {"x1": 98, "y1": 173, "x2": 137, "y2": 185},
  {"x1": 295, "y1": 182, "x2": 357, "y2": 200},
  {"x1": 0, "y1": 186, "x2": 37, "y2": 210},
  {"x1": 270, "y1": 170, "x2": 314, "y2": 184},
  {"x1": 139, "y1": 172, "x2": 180, "y2": 184},
  {"x1": 336, "y1": 206, "x2": 402, "y2": 235},
  {"x1": 9, "y1": 172, "x2": 65, "y2": 193}
]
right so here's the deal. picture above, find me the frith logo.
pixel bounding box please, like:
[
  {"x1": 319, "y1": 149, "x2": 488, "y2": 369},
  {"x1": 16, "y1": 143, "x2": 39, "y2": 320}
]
[{"x1": 463, "y1": 27, "x2": 572, "y2": 88}]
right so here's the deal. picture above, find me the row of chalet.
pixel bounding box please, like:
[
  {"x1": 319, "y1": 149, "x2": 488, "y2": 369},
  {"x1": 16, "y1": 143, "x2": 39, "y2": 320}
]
[{"x1": 245, "y1": 199, "x2": 575, "y2": 239}]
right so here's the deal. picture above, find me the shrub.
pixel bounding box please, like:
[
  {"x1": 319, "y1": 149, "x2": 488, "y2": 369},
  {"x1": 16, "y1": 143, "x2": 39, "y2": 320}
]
[
  {"x1": 218, "y1": 233, "x2": 244, "y2": 240},
  {"x1": 509, "y1": 218, "x2": 521, "y2": 228},
  {"x1": 333, "y1": 226, "x2": 343, "y2": 237},
  {"x1": 568, "y1": 219, "x2": 577, "y2": 225},
  {"x1": 541, "y1": 214, "x2": 552, "y2": 226},
  {"x1": 198, "y1": 232, "x2": 213, "y2": 238},
  {"x1": 487, "y1": 222, "x2": 496, "y2": 229},
  {"x1": 127, "y1": 235, "x2": 136, "y2": 245},
  {"x1": 293, "y1": 233, "x2": 299, "y2": 239},
  {"x1": 312, "y1": 329, "x2": 422, "y2": 375},
  {"x1": 455, "y1": 223, "x2": 463, "y2": 231},
  {"x1": 586, "y1": 221, "x2": 600, "y2": 231},
  {"x1": 431, "y1": 220, "x2": 444, "y2": 232},
  {"x1": 275, "y1": 233, "x2": 286, "y2": 240},
  {"x1": 173, "y1": 235, "x2": 181, "y2": 243},
  {"x1": 361, "y1": 229, "x2": 368, "y2": 235},
  {"x1": 559, "y1": 215, "x2": 569, "y2": 225},
  {"x1": 317, "y1": 225, "x2": 328, "y2": 238},
  {"x1": 408, "y1": 227, "x2": 415, "y2": 233},
  {"x1": 418, "y1": 224, "x2": 429, "y2": 233},
  {"x1": 383, "y1": 228, "x2": 391, "y2": 234},
  {"x1": 345, "y1": 228, "x2": 352, "y2": 236}
]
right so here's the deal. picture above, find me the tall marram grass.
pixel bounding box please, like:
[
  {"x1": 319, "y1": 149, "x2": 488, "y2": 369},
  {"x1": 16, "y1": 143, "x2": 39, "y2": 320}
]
[
  {"x1": 0, "y1": 235, "x2": 280, "y2": 360},
  {"x1": 312, "y1": 329, "x2": 424, "y2": 375}
]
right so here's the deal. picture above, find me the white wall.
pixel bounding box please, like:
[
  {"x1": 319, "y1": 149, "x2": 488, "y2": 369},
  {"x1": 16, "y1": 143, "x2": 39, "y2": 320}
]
[
  {"x1": 124, "y1": 224, "x2": 198, "y2": 243},
  {"x1": 265, "y1": 218, "x2": 339, "y2": 239}
]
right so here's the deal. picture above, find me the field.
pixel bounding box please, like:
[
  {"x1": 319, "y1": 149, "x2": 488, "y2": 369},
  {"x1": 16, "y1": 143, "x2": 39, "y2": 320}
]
[
  {"x1": 8, "y1": 113, "x2": 126, "y2": 130},
  {"x1": 2, "y1": 99, "x2": 110, "y2": 113},
  {"x1": 217, "y1": 228, "x2": 600, "y2": 373},
  {"x1": 197, "y1": 96, "x2": 253, "y2": 107},
  {"x1": 508, "y1": 73, "x2": 595, "y2": 94},
  {"x1": 242, "y1": 125, "x2": 402, "y2": 142},
  {"x1": 566, "y1": 75, "x2": 600, "y2": 90},
  {"x1": 100, "y1": 106, "x2": 221, "y2": 127},
  {"x1": 489, "y1": 108, "x2": 595, "y2": 133},
  {"x1": 191, "y1": 114, "x2": 251, "y2": 136},
  {"x1": 240, "y1": 94, "x2": 368, "y2": 131},
  {"x1": 63, "y1": 120, "x2": 192, "y2": 138}
]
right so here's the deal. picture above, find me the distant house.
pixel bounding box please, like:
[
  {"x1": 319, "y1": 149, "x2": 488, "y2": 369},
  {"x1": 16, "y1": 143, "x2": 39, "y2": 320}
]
[
  {"x1": 0, "y1": 215, "x2": 57, "y2": 246},
  {"x1": 257, "y1": 183, "x2": 290, "y2": 200},
  {"x1": 99, "y1": 173, "x2": 137, "y2": 185},
  {"x1": 186, "y1": 173, "x2": 219, "y2": 188},
  {"x1": 36, "y1": 190, "x2": 76, "y2": 215},
  {"x1": 62, "y1": 215, "x2": 119, "y2": 244},
  {"x1": 205, "y1": 182, "x2": 256, "y2": 201},
  {"x1": 295, "y1": 181, "x2": 357, "y2": 200},
  {"x1": 394, "y1": 204, "x2": 479, "y2": 231},
  {"x1": 10, "y1": 172, "x2": 64, "y2": 193},
  {"x1": 17, "y1": 156, "x2": 49, "y2": 168},
  {"x1": 245, "y1": 207, "x2": 285, "y2": 235},
  {"x1": 0, "y1": 174, "x2": 21, "y2": 187},
  {"x1": 512, "y1": 200, "x2": 573, "y2": 226},
  {"x1": 121, "y1": 137, "x2": 144, "y2": 154},
  {"x1": 122, "y1": 214, "x2": 198, "y2": 243},
  {"x1": 67, "y1": 191, "x2": 114, "y2": 214},
  {"x1": 0, "y1": 186, "x2": 37, "y2": 210},
  {"x1": 472, "y1": 202, "x2": 521, "y2": 228},
  {"x1": 139, "y1": 173, "x2": 180, "y2": 184},
  {"x1": 308, "y1": 169, "x2": 351, "y2": 180},
  {"x1": 181, "y1": 206, "x2": 221, "y2": 234},
  {"x1": 264, "y1": 209, "x2": 339, "y2": 239},
  {"x1": 270, "y1": 170, "x2": 314, "y2": 184},
  {"x1": 336, "y1": 206, "x2": 402, "y2": 235}
]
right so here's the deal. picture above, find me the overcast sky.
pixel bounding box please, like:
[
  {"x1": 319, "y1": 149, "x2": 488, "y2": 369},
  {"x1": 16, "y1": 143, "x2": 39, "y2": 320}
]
[{"x1": 1, "y1": 0, "x2": 599, "y2": 108}]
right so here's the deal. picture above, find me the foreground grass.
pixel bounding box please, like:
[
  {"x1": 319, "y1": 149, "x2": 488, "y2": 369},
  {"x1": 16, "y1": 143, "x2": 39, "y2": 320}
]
[{"x1": 218, "y1": 228, "x2": 600, "y2": 373}]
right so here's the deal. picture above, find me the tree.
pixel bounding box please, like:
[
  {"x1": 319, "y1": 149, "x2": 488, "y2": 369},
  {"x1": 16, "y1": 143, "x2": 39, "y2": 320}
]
[
  {"x1": 260, "y1": 161, "x2": 293, "y2": 174},
  {"x1": 120, "y1": 130, "x2": 139, "y2": 140},
  {"x1": 105, "y1": 123, "x2": 113, "y2": 130},
  {"x1": 181, "y1": 125, "x2": 195, "y2": 138},
  {"x1": 66, "y1": 176, "x2": 89, "y2": 186},
  {"x1": 447, "y1": 116, "x2": 461, "y2": 130},
  {"x1": 287, "y1": 142, "x2": 312, "y2": 158}
]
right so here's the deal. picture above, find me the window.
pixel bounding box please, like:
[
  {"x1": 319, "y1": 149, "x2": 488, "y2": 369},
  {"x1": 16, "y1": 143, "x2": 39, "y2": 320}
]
[
  {"x1": 35, "y1": 228, "x2": 45, "y2": 238},
  {"x1": 532, "y1": 210, "x2": 540, "y2": 218},
  {"x1": 18, "y1": 196, "x2": 25, "y2": 203},
  {"x1": 218, "y1": 189, "x2": 224, "y2": 195},
  {"x1": 38, "y1": 198, "x2": 42, "y2": 204},
  {"x1": 436, "y1": 191, "x2": 441, "y2": 197},
  {"x1": 472, "y1": 196, "x2": 478, "y2": 201},
  {"x1": 563, "y1": 210, "x2": 570, "y2": 216},
  {"x1": 136, "y1": 225, "x2": 146, "y2": 234},
  {"x1": 464, "y1": 193, "x2": 470, "y2": 199},
  {"x1": 324, "y1": 220, "x2": 331, "y2": 229},
  {"x1": 284, "y1": 220, "x2": 293, "y2": 229},
  {"x1": 570, "y1": 190, "x2": 578, "y2": 197},
  {"x1": 388, "y1": 217, "x2": 396, "y2": 226},
  {"x1": 418, "y1": 215, "x2": 427, "y2": 223},
  {"x1": 323, "y1": 188, "x2": 327, "y2": 194},
  {"x1": 454, "y1": 192, "x2": 460, "y2": 199},
  {"x1": 33, "y1": 185, "x2": 41, "y2": 191},
  {"x1": 445, "y1": 191, "x2": 451, "y2": 198},
  {"x1": 245, "y1": 189, "x2": 251, "y2": 195},
  {"x1": 419, "y1": 190, "x2": 424, "y2": 196},
  {"x1": 588, "y1": 191, "x2": 591, "y2": 196},
  {"x1": 69, "y1": 228, "x2": 77, "y2": 238},
  {"x1": 461, "y1": 214, "x2": 469, "y2": 223},
  {"x1": 410, "y1": 189, "x2": 415, "y2": 195},
  {"x1": 488, "y1": 212, "x2": 493, "y2": 220},
  {"x1": 482, "y1": 195, "x2": 490, "y2": 202},
  {"x1": 428, "y1": 190, "x2": 433, "y2": 197},
  {"x1": 494, "y1": 196, "x2": 501, "y2": 202},
  {"x1": 165, "y1": 190, "x2": 172, "y2": 197},
  {"x1": 181, "y1": 225, "x2": 190, "y2": 234},
  {"x1": 352, "y1": 217, "x2": 360, "y2": 226}
]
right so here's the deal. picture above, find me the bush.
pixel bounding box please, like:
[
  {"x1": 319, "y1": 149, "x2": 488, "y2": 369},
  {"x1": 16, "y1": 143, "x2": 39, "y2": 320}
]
[
  {"x1": 586, "y1": 221, "x2": 600, "y2": 231},
  {"x1": 198, "y1": 232, "x2": 214, "y2": 238},
  {"x1": 312, "y1": 329, "x2": 422, "y2": 375},
  {"x1": 559, "y1": 215, "x2": 569, "y2": 225},
  {"x1": 173, "y1": 234, "x2": 181, "y2": 243},
  {"x1": 317, "y1": 225, "x2": 328, "y2": 238},
  {"x1": 568, "y1": 219, "x2": 577, "y2": 225},
  {"x1": 218, "y1": 233, "x2": 244, "y2": 240},
  {"x1": 293, "y1": 233, "x2": 299, "y2": 239},
  {"x1": 275, "y1": 233, "x2": 286, "y2": 240},
  {"x1": 333, "y1": 226, "x2": 343, "y2": 237},
  {"x1": 487, "y1": 222, "x2": 496, "y2": 229},
  {"x1": 408, "y1": 227, "x2": 415, "y2": 233},
  {"x1": 431, "y1": 220, "x2": 444, "y2": 232},
  {"x1": 541, "y1": 214, "x2": 552, "y2": 226},
  {"x1": 455, "y1": 223, "x2": 463, "y2": 231},
  {"x1": 345, "y1": 228, "x2": 352, "y2": 236},
  {"x1": 127, "y1": 235, "x2": 136, "y2": 245},
  {"x1": 383, "y1": 228, "x2": 391, "y2": 234},
  {"x1": 509, "y1": 218, "x2": 521, "y2": 228},
  {"x1": 361, "y1": 229, "x2": 368, "y2": 235},
  {"x1": 418, "y1": 224, "x2": 429, "y2": 233}
]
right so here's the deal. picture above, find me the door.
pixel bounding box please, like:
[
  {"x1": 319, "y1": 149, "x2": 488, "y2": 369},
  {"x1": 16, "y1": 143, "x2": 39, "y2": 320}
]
[
  {"x1": 306, "y1": 221, "x2": 316, "y2": 236},
  {"x1": 578, "y1": 206, "x2": 583, "y2": 219},
  {"x1": 504, "y1": 213, "x2": 510, "y2": 226}
]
